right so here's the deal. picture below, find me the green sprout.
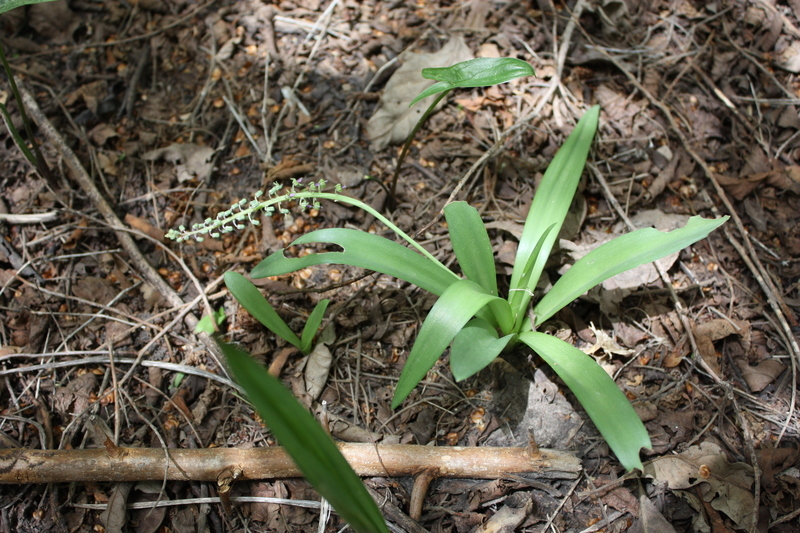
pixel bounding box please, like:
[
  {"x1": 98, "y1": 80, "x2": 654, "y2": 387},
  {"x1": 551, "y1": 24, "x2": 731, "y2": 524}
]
[{"x1": 389, "y1": 57, "x2": 535, "y2": 203}]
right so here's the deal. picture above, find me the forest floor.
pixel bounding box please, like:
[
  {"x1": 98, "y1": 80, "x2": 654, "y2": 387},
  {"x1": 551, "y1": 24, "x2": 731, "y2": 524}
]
[{"x1": 1, "y1": 0, "x2": 799, "y2": 531}]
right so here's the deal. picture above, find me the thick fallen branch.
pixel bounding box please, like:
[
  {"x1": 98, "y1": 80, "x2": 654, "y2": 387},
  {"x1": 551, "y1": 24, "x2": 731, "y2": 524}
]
[{"x1": 0, "y1": 444, "x2": 579, "y2": 484}]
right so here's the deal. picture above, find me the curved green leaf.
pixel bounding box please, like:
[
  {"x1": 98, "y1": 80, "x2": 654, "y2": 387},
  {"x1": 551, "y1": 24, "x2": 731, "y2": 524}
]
[
  {"x1": 533, "y1": 215, "x2": 729, "y2": 325},
  {"x1": 300, "y1": 299, "x2": 329, "y2": 354},
  {"x1": 409, "y1": 58, "x2": 535, "y2": 106},
  {"x1": 518, "y1": 331, "x2": 651, "y2": 471},
  {"x1": 392, "y1": 280, "x2": 511, "y2": 408},
  {"x1": 510, "y1": 106, "x2": 599, "y2": 305},
  {"x1": 445, "y1": 202, "x2": 498, "y2": 297},
  {"x1": 450, "y1": 318, "x2": 516, "y2": 381},
  {"x1": 224, "y1": 271, "x2": 302, "y2": 350},
  {"x1": 252, "y1": 228, "x2": 459, "y2": 296},
  {"x1": 219, "y1": 340, "x2": 389, "y2": 533}
]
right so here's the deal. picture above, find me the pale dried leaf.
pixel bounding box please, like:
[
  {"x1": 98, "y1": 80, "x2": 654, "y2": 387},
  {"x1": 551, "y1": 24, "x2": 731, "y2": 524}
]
[
  {"x1": 304, "y1": 343, "x2": 332, "y2": 402},
  {"x1": 142, "y1": 143, "x2": 215, "y2": 183},
  {"x1": 736, "y1": 358, "x2": 786, "y2": 392},
  {"x1": 100, "y1": 483, "x2": 132, "y2": 533},
  {"x1": 643, "y1": 441, "x2": 754, "y2": 528},
  {"x1": 628, "y1": 495, "x2": 678, "y2": 533}
]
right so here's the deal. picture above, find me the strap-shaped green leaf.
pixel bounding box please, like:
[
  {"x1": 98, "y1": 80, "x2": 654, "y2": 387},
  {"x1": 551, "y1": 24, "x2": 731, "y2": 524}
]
[
  {"x1": 300, "y1": 299, "x2": 329, "y2": 354},
  {"x1": 508, "y1": 224, "x2": 556, "y2": 332},
  {"x1": 445, "y1": 202, "x2": 498, "y2": 297},
  {"x1": 518, "y1": 331, "x2": 651, "y2": 471},
  {"x1": 510, "y1": 106, "x2": 599, "y2": 306},
  {"x1": 533, "y1": 215, "x2": 729, "y2": 325},
  {"x1": 392, "y1": 279, "x2": 511, "y2": 408},
  {"x1": 252, "y1": 228, "x2": 459, "y2": 296},
  {"x1": 224, "y1": 271, "x2": 303, "y2": 350},
  {"x1": 450, "y1": 318, "x2": 516, "y2": 381},
  {"x1": 410, "y1": 58, "x2": 535, "y2": 106},
  {"x1": 0, "y1": 0, "x2": 59, "y2": 15},
  {"x1": 219, "y1": 340, "x2": 389, "y2": 533}
]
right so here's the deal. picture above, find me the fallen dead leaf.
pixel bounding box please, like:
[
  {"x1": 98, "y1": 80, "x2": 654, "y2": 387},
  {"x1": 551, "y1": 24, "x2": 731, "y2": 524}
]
[
  {"x1": 304, "y1": 343, "x2": 332, "y2": 402},
  {"x1": 628, "y1": 495, "x2": 678, "y2": 533},
  {"x1": 142, "y1": 143, "x2": 215, "y2": 183},
  {"x1": 643, "y1": 441, "x2": 754, "y2": 529},
  {"x1": 715, "y1": 166, "x2": 800, "y2": 200},
  {"x1": 735, "y1": 357, "x2": 786, "y2": 392}
]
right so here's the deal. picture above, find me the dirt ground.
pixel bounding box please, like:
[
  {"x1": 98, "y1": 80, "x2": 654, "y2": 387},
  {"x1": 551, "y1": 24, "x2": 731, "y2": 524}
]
[{"x1": 1, "y1": 0, "x2": 799, "y2": 531}]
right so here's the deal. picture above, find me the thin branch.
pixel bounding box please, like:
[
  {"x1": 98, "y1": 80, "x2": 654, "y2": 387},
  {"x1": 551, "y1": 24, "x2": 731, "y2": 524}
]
[{"x1": 0, "y1": 444, "x2": 580, "y2": 484}]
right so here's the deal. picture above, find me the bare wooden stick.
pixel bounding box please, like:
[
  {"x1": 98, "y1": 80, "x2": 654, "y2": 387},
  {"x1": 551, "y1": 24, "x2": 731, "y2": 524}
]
[{"x1": 0, "y1": 444, "x2": 579, "y2": 484}]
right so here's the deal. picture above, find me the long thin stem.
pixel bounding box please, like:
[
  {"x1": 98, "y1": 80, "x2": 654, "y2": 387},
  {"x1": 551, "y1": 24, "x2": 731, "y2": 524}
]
[
  {"x1": 389, "y1": 90, "x2": 450, "y2": 206},
  {"x1": 0, "y1": 43, "x2": 53, "y2": 185}
]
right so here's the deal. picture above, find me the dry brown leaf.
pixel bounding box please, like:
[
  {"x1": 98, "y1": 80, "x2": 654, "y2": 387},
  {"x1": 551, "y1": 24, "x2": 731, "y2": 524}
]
[
  {"x1": 643, "y1": 441, "x2": 754, "y2": 529},
  {"x1": 125, "y1": 213, "x2": 165, "y2": 242},
  {"x1": 628, "y1": 495, "x2": 678, "y2": 533},
  {"x1": 367, "y1": 37, "x2": 473, "y2": 151},
  {"x1": 53, "y1": 372, "x2": 98, "y2": 417},
  {"x1": 735, "y1": 357, "x2": 786, "y2": 392},
  {"x1": 470, "y1": 492, "x2": 531, "y2": 533},
  {"x1": 304, "y1": 343, "x2": 332, "y2": 402},
  {"x1": 716, "y1": 166, "x2": 800, "y2": 200},
  {"x1": 100, "y1": 483, "x2": 132, "y2": 533},
  {"x1": 142, "y1": 143, "x2": 215, "y2": 183},
  {"x1": 73, "y1": 276, "x2": 118, "y2": 306}
]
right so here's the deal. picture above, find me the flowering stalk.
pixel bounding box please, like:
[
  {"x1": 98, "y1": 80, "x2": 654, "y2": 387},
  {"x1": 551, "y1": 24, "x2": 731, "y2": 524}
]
[
  {"x1": 166, "y1": 179, "x2": 338, "y2": 243},
  {"x1": 166, "y1": 179, "x2": 447, "y2": 271}
]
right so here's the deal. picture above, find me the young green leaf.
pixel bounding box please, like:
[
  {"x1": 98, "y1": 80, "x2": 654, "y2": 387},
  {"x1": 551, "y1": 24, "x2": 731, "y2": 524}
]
[
  {"x1": 518, "y1": 331, "x2": 651, "y2": 471},
  {"x1": 450, "y1": 318, "x2": 516, "y2": 381},
  {"x1": 533, "y1": 215, "x2": 730, "y2": 325},
  {"x1": 252, "y1": 228, "x2": 459, "y2": 296},
  {"x1": 195, "y1": 307, "x2": 226, "y2": 335},
  {"x1": 300, "y1": 299, "x2": 330, "y2": 355},
  {"x1": 219, "y1": 340, "x2": 389, "y2": 533},
  {"x1": 409, "y1": 58, "x2": 535, "y2": 106},
  {"x1": 509, "y1": 224, "x2": 556, "y2": 332},
  {"x1": 392, "y1": 279, "x2": 511, "y2": 408},
  {"x1": 224, "y1": 271, "x2": 302, "y2": 350},
  {"x1": 445, "y1": 202, "x2": 498, "y2": 297},
  {"x1": 510, "y1": 106, "x2": 600, "y2": 308}
]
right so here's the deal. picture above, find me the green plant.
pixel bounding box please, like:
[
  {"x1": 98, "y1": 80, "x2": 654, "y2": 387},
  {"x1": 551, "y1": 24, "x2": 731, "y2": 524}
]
[
  {"x1": 389, "y1": 57, "x2": 534, "y2": 202},
  {"x1": 194, "y1": 307, "x2": 388, "y2": 533},
  {"x1": 0, "y1": 0, "x2": 56, "y2": 182},
  {"x1": 244, "y1": 106, "x2": 728, "y2": 471},
  {"x1": 224, "y1": 271, "x2": 328, "y2": 355}
]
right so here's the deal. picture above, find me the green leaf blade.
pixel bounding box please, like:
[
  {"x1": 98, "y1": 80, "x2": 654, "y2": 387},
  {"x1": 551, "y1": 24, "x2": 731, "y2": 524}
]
[
  {"x1": 518, "y1": 332, "x2": 651, "y2": 471},
  {"x1": 300, "y1": 299, "x2": 330, "y2": 354},
  {"x1": 421, "y1": 57, "x2": 534, "y2": 87},
  {"x1": 224, "y1": 271, "x2": 302, "y2": 350},
  {"x1": 0, "y1": 0, "x2": 59, "y2": 16},
  {"x1": 252, "y1": 228, "x2": 459, "y2": 296},
  {"x1": 450, "y1": 318, "x2": 515, "y2": 381},
  {"x1": 445, "y1": 201, "x2": 498, "y2": 297},
  {"x1": 510, "y1": 106, "x2": 600, "y2": 301},
  {"x1": 392, "y1": 280, "x2": 511, "y2": 408},
  {"x1": 409, "y1": 58, "x2": 534, "y2": 107},
  {"x1": 533, "y1": 215, "x2": 729, "y2": 325},
  {"x1": 219, "y1": 340, "x2": 389, "y2": 533}
]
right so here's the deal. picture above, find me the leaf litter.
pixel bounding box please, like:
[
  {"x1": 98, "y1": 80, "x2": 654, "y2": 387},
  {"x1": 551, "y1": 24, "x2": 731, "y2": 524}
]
[{"x1": 0, "y1": 0, "x2": 798, "y2": 531}]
